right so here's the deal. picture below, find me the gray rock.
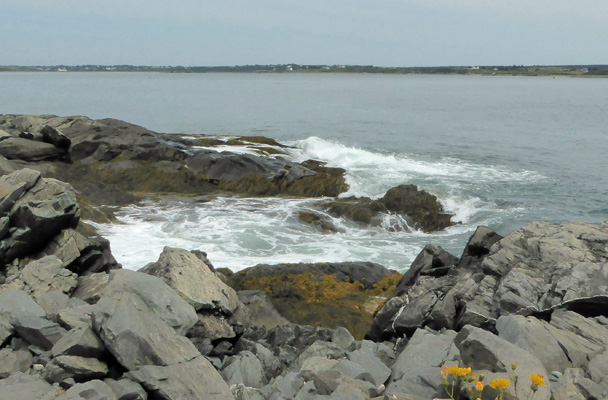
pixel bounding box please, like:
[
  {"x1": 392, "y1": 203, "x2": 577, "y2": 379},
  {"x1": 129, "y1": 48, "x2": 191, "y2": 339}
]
[
  {"x1": 329, "y1": 383, "x2": 369, "y2": 400},
  {"x1": 0, "y1": 168, "x2": 41, "y2": 215},
  {"x1": 332, "y1": 358, "x2": 375, "y2": 384},
  {"x1": 126, "y1": 355, "x2": 234, "y2": 400},
  {"x1": 36, "y1": 291, "x2": 87, "y2": 323},
  {"x1": 587, "y1": 349, "x2": 608, "y2": 387},
  {"x1": 187, "y1": 312, "x2": 235, "y2": 341},
  {"x1": 140, "y1": 247, "x2": 239, "y2": 314},
  {"x1": 0, "y1": 136, "x2": 64, "y2": 161},
  {"x1": 52, "y1": 325, "x2": 105, "y2": 358},
  {"x1": 72, "y1": 273, "x2": 111, "y2": 304},
  {"x1": 1, "y1": 176, "x2": 80, "y2": 265},
  {"x1": 265, "y1": 371, "x2": 305, "y2": 400},
  {"x1": 497, "y1": 315, "x2": 571, "y2": 372},
  {"x1": 0, "y1": 290, "x2": 66, "y2": 350},
  {"x1": 92, "y1": 291, "x2": 199, "y2": 371},
  {"x1": 19, "y1": 256, "x2": 79, "y2": 299},
  {"x1": 58, "y1": 304, "x2": 95, "y2": 330},
  {"x1": 347, "y1": 346, "x2": 391, "y2": 387},
  {"x1": 237, "y1": 290, "x2": 290, "y2": 329},
  {"x1": 0, "y1": 314, "x2": 14, "y2": 345},
  {"x1": 231, "y1": 383, "x2": 266, "y2": 400},
  {"x1": 386, "y1": 328, "x2": 459, "y2": 400},
  {"x1": 104, "y1": 378, "x2": 148, "y2": 400},
  {"x1": 554, "y1": 368, "x2": 607, "y2": 400},
  {"x1": 58, "y1": 380, "x2": 117, "y2": 400},
  {"x1": 40, "y1": 125, "x2": 71, "y2": 150},
  {"x1": 331, "y1": 327, "x2": 355, "y2": 350},
  {"x1": 455, "y1": 324, "x2": 551, "y2": 400},
  {"x1": 0, "y1": 347, "x2": 33, "y2": 378},
  {"x1": 221, "y1": 350, "x2": 266, "y2": 388},
  {"x1": 0, "y1": 372, "x2": 57, "y2": 400},
  {"x1": 393, "y1": 244, "x2": 458, "y2": 296},
  {"x1": 100, "y1": 269, "x2": 197, "y2": 335},
  {"x1": 43, "y1": 355, "x2": 109, "y2": 383},
  {"x1": 291, "y1": 340, "x2": 347, "y2": 372}
]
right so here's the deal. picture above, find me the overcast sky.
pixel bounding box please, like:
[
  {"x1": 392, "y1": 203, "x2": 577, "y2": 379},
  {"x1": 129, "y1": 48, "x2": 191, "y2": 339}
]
[{"x1": 1, "y1": 1, "x2": 606, "y2": 67}]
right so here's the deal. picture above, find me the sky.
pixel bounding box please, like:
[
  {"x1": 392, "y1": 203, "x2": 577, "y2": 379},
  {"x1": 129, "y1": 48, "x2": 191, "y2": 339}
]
[{"x1": 1, "y1": 1, "x2": 606, "y2": 67}]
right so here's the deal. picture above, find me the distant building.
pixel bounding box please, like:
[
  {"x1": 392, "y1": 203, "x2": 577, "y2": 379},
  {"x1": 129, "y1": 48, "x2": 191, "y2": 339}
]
[
  {"x1": 469, "y1": 66, "x2": 480, "y2": 70},
  {"x1": 581, "y1": 68, "x2": 589, "y2": 73}
]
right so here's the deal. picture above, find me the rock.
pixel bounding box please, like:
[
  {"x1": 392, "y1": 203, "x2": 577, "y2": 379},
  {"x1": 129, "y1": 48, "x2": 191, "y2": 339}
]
[
  {"x1": 72, "y1": 273, "x2": 111, "y2": 304},
  {"x1": 0, "y1": 137, "x2": 64, "y2": 161},
  {"x1": 43, "y1": 355, "x2": 108, "y2": 383},
  {"x1": 92, "y1": 291, "x2": 199, "y2": 371},
  {"x1": 1, "y1": 174, "x2": 80, "y2": 265},
  {"x1": 40, "y1": 125, "x2": 71, "y2": 150},
  {"x1": 235, "y1": 339, "x2": 282, "y2": 381},
  {"x1": 385, "y1": 328, "x2": 459, "y2": 400},
  {"x1": 57, "y1": 304, "x2": 95, "y2": 330},
  {"x1": 0, "y1": 372, "x2": 57, "y2": 400},
  {"x1": 393, "y1": 244, "x2": 458, "y2": 296},
  {"x1": 455, "y1": 324, "x2": 551, "y2": 400},
  {"x1": 237, "y1": 290, "x2": 290, "y2": 330},
  {"x1": 51, "y1": 326, "x2": 105, "y2": 358},
  {"x1": 331, "y1": 327, "x2": 355, "y2": 351},
  {"x1": 0, "y1": 314, "x2": 13, "y2": 345},
  {"x1": 221, "y1": 350, "x2": 266, "y2": 388},
  {"x1": 264, "y1": 371, "x2": 305, "y2": 399},
  {"x1": 187, "y1": 313, "x2": 235, "y2": 341},
  {"x1": 347, "y1": 346, "x2": 391, "y2": 387},
  {"x1": 457, "y1": 225, "x2": 503, "y2": 268},
  {"x1": 0, "y1": 347, "x2": 34, "y2": 378},
  {"x1": 587, "y1": 349, "x2": 608, "y2": 387},
  {"x1": 553, "y1": 368, "x2": 607, "y2": 400},
  {"x1": 18, "y1": 256, "x2": 79, "y2": 299},
  {"x1": 140, "y1": 246, "x2": 239, "y2": 314},
  {"x1": 231, "y1": 383, "x2": 266, "y2": 400},
  {"x1": 126, "y1": 356, "x2": 234, "y2": 400},
  {"x1": 58, "y1": 380, "x2": 117, "y2": 400},
  {"x1": 104, "y1": 378, "x2": 148, "y2": 400},
  {"x1": 0, "y1": 168, "x2": 40, "y2": 215},
  {"x1": 100, "y1": 269, "x2": 197, "y2": 335},
  {"x1": 36, "y1": 291, "x2": 87, "y2": 323},
  {"x1": 0, "y1": 290, "x2": 67, "y2": 350}
]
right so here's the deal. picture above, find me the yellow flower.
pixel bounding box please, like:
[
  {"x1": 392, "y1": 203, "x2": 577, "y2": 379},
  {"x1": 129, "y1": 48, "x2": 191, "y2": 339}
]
[
  {"x1": 446, "y1": 365, "x2": 461, "y2": 375},
  {"x1": 440, "y1": 368, "x2": 448, "y2": 378},
  {"x1": 529, "y1": 373, "x2": 545, "y2": 387},
  {"x1": 445, "y1": 365, "x2": 472, "y2": 377},
  {"x1": 489, "y1": 378, "x2": 511, "y2": 389},
  {"x1": 475, "y1": 381, "x2": 484, "y2": 391}
]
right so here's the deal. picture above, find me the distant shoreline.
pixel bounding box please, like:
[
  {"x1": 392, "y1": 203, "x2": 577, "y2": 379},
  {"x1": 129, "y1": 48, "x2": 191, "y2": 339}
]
[{"x1": 2, "y1": 63, "x2": 608, "y2": 77}]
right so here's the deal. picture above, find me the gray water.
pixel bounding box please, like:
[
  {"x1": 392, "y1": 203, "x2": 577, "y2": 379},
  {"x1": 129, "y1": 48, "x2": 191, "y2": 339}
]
[{"x1": 1, "y1": 72, "x2": 607, "y2": 271}]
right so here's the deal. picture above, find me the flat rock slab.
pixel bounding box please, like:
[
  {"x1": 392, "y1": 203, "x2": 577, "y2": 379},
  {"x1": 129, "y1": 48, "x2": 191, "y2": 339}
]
[
  {"x1": 127, "y1": 356, "x2": 234, "y2": 400},
  {"x1": 0, "y1": 372, "x2": 58, "y2": 400}
]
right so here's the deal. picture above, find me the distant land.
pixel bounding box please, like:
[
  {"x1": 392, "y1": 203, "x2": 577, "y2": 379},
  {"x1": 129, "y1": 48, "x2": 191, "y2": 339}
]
[{"x1": 1, "y1": 64, "x2": 608, "y2": 76}]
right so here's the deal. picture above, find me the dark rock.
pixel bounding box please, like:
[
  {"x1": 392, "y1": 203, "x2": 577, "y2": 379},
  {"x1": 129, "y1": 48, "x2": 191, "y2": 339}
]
[
  {"x1": 393, "y1": 244, "x2": 458, "y2": 296},
  {"x1": 40, "y1": 125, "x2": 71, "y2": 150},
  {"x1": 0, "y1": 371, "x2": 57, "y2": 400},
  {"x1": 0, "y1": 168, "x2": 40, "y2": 215},
  {"x1": 457, "y1": 225, "x2": 503, "y2": 268}
]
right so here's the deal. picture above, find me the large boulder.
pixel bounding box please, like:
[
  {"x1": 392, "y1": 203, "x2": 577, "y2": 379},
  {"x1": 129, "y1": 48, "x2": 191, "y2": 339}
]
[
  {"x1": 0, "y1": 137, "x2": 65, "y2": 161},
  {"x1": 140, "y1": 247, "x2": 239, "y2": 314},
  {"x1": 0, "y1": 372, "x2": 57, "y2": 400}
]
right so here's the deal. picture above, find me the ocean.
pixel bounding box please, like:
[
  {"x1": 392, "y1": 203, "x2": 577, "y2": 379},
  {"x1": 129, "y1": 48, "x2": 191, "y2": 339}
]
[{"x1": 1, "y1": 72, "x2": 607, "y2": 272}]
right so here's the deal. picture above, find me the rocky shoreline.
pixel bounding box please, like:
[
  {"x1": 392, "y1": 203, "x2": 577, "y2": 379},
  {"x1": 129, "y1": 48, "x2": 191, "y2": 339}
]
[{"x1": 0, "y1": 115, "x2": 607, "y2": 399}]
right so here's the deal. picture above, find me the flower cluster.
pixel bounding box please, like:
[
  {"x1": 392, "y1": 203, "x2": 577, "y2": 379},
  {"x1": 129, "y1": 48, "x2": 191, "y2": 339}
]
[{"x1": 440, "y1": 364, "x2": 546, "y2": 400}]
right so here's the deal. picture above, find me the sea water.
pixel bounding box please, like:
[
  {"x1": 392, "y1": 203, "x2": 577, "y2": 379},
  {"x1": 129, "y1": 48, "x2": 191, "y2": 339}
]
[{"x1": 1, "y1": 72, "x2": 607, "y2": 271}]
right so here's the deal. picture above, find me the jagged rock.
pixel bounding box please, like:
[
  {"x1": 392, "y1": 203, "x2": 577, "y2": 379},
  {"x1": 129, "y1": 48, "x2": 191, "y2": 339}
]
[
  {"x1": 58, "y1": 379, "x2": 117, "y2": 400},
  {"x1": 36, "y1": 291, "x2": 87, "y2": 323},
  {"x1": 104, "y1": 378, "x2": 148, "y2": 400},
  {"x1": 57, "y1": 304, "x2": 95, "y2": 330},
  {"x1": 231, "y1": 383, "x2": 266, "y2": 400},
  {"x1": 393, "y1": 244, "x2": 458, "y2": 296},
  {"x1": 99, "y1": 269, "x2": 197, "y2": 335},
  {"x1": 187, "y1": 313, "x2": 236, "y2": 341},
  {"x1": 140, "y1": 247, "x2": 239, "y2": 314},
  {"x1": 72, "y1": 273, "x2": 111, "y2": 304},
  {"x1": 331, "y1": 327, "x2": 355, "y2": 351},
  {"x1": 455, "y1": 324, "x2": 551, "y2": 400},
  {"x1": 0, "y1": 314, "x2": 13, "y2": 345},
  {"x1": 17, "y1": 256, "x2": 79, "y2": 299},
  {"x1": 263, "y1": 371, "x2": 305, "y2": 399},
  {"x1": 0, "y1": 290, "x2": 66, "y2": 350},
  {"x1": 552, "y1": 368, "x2": 607, "y2": 400},
  {"x1": 0, "y1": 372, "x2": 57, "y2": 400},
  {"x1": 385, "y1": 329, "x2": 459, "y2": 400},
  {"x1": 221, "y1": 350, "x2": 266, "y2": 388},
  {"x1": 40, "y1": 125, "x2": 71, "y2": 150},
  {"x1": 43, "y1": 355, "x2": 108, "y2": 383},
  {"x1": 457, "y1": 225, "x2": 503, "y2": 268},
  {"x1": 0, "y1": 347, "x2": 34, "y2": 378},
  {"x1": 51, "y1": 326, "x2": 105, "y2": 358},
  {"x1": 235, "y1": 338, "x2": 282, "y2": 381},
  {"x1": 588, "y1": 349, "x2": 608, "y2": 388},
  {"x1": 0, "y1": 173, "x2": 80, "y2": 265},
  {"x1": 92, "y1": 291, "x2": 199, "y2": 371},
  {"x1": 0, "y1": 168, "x2": 40, "y2": 215},
  {"x1": 237, "y1": 290, "x2": 290, "y2": 330},
  {"x1": 126, "y1": 356, "x2": 234, "y2": 400},
  {"x1": 346, "y1": 346, "x2": 391, "y2": 387}
]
